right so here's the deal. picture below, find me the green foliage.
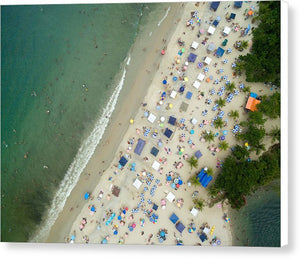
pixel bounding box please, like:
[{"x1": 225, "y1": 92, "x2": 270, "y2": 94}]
[
  {"x1": 248, "y1": 111, "x2": 267, "y2": 126},
  {"x1": 239, "y1": 1, "x2": 280, "y2": 85},
  {"x1": 241, "y1": 40, "x2": 249, "y2": 50},
  {"x1": 268, "y1": 126, "x2": 280, "y2": 143},
  {"x1": 226, "y1": 82, "x2": 236, "y2": 93},
  {"x1": 215, "y1": 98, "x2": 226, "y2": 108},
  {"x1": 242, "y1": 86, "x2": 251, "y2": 94},
  {"x1": 206, "y1": 167, "x2": 213, "y2": 176},
  {"x1": 214, "y1": 118, "x2": 224, "y2": 129},
  {"x1": 187, "y1": 155, "x2": 198, "y2": 170},
  {"x1": 204, "y1": 131, "x2": 215, "y2": 143},
  {"x1": 219, "y1": 141, "x2": 229, "y2": 151},
  {"x1": 212, "y1": 144, "x2": 280, "y2": 209},
  {"x1": 257, "y1": 92, "x2": 280, "y2": 119},
  {"x1": 232, "y1": 145, "x2": 250, "y2": 160},
  {"x1": 229, "y1": 110, "x2": 239, "y2": 120},
  {"x1": 193, "y1": 198, "x2": 205, "y2": 211},
  {"x1": 189, "y1": 174, "x2": 200, "y2": 186},
  {"x1": 239, "y1": 124, "x2": 266, "y2": 149}
]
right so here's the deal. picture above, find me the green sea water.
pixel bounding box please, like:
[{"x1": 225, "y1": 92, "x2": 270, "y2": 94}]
[
  {"x1": 1, "y1": 3, "x2": 169, "y2": 242},
  {"x1": 230, "y1": 180, "x2": 281, "y2": 247}
]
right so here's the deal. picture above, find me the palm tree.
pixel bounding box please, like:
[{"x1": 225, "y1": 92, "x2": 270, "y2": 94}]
[
  {"x1": 189, "y1": 174, "x2": 200, "y2": 186},
  {"x1": 226, "y1": 82, "x2": 236, "y2": 93},
  {"x1": 206, "y1": 167, "x2": 213, "y2": 176},
  {"x1": 187, "y1": 155, "x2": 198, "y2": 170},
  {"x1": 215, "y1": 97, "x2": 226, "y2": 108},
  {"x1": 233, "y1": 61, "x2": 245, "y2": 75},
  {"x1": 219, "y1": 141, "x2": 229, "y2": 151},
  {"x1": 214, "y1": 118, "x2": 224, "y2": 129},
  {"x1": 268, "y1": 126, "x2": 280, "y2": 143},
  {"x1": 242, "y1": 86, "x2": 251, "y2": 94},
  {"x1": 252, "y1": 143, "x2": 266, "y2": 155},
  {"x1": 193, "y1": 198, "x2": 205, "y2": 211},
  {"x1": 229, "y1": 110, "x2": 239, "y2": 120},
  {"x1": 241, "y1": 40, "x2": 249, "y2": 50},
  {"x1": 204, "y1": 131, "x2": 215, "y2": 143}
]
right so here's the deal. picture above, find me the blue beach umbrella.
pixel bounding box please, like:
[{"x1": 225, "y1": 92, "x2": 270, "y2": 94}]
[
  {"x1": 114, "y1": 230, "x2": 118, "y2": 235},
  {"x1": 173, "y1": 76, "x2": 177, "y2": 81},
  {"x1": 171, "y1": 183, "x2": 176, "y2": 189},
  {"x1": 223, "y1": 130, "x2": 228, "y2": 136},
  {"x1": 84, "y1": 192, "x2": 90, "y2": 200},
  {"x1": 101, "y1": 238, "x2": 108, "y2": 244},
  {"x1": 204, "y1": 67, "x2": 209, "y2": 72},
  {"x1": 71, "y1": 235, "x2": 76, "y2": 241},
  {"x1": 178, "y1": 179, "x2": 183, "y2": 185},
  {"x1": 160, "y1": 231, "x2": 165, "y2": 237},
  {"x1": 144, "y1": 111, "x2": 149, "y2": 117},
  {"x1": 179, "y1": 86, "x2": 185, "y2": 92},
  {"x1": 118, "y1": 215, "x2": 122, "y2": 220},
  {"x1": 167, "y1": 176, "x2": 172, "y2": 181},
  {"x1": 163, "y1": 80, "x2": 167, "y2": 84},
  {"x1": 129, "y1": 226, "x2": 133, "y2": 231},
  {"x1": 190, "y1": 129, "x2": 195, "y2": 134},
  {"x1": 91, "y1": 206, "x2": 96, "y2": 212}
]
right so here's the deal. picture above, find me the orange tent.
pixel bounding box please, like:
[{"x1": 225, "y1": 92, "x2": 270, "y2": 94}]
[
  {"x1": 248, "y1": 10, "x2": 254, "y2": 16},
  {"x1": 245, "y1": 97, "x2": 261, "y2": 111}
]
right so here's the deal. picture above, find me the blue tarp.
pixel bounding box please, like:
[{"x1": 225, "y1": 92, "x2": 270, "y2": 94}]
[
  {"x1": 186, "y1": 91, "x2": 193, "y2": 100},
  {"x1": 119, "y1": 156, "x2": 128, "y2": 167},
  {"x1": 250, "y1": 92, "x2": 258, "y2": 98},
  {"x1": 234, "y1": 1, "x2": 243, "y2": 8},
  {"x1": 168, "y1": 116, "x2": 177, "y2": 125},
  {"x1": 152, "y1": 203, "x2": 158, "y2": 211},
  {"x1": 150, "y1": 147, "x2": 159, "y2": 157},
  {"x1": 176, "y1": 222, "x2": 186, "y2": 233},
  {"x1": 215, "y1": 47, "x2": 225, "y2": 57},
  {"x1": 213, "y1": 20, "x2": 219, "y2": 27},
  {"x1": 230, "y1": 13, "x2": 236, "y2": 20},
  {"x1": 188, "y1": 53, "x2": 197, "y2": 63},
  {"x1": 199, "y1": 233, "x2": 208, "y2": 242},
  {"x1": 164, "y1": 128, "x2": 173, "y2": 139},
  {"x1": 134, "y1": 138, "x2": 146, "y2": 156},
  {"x1": 195, "y1": 150, "x2": 203, "y2": 159},
  {"x1": 202, "y1": 174, "x2": 213, "y2": 188},
  {"x1": 210, "y1": 1, "x2": 220, "y2": 11},
  {"x1": 197, "y1": 168, "x2": 206, "y2": 182},
  {"x1": 169, "y1": 213, "x2": 179, "y2": 224}
]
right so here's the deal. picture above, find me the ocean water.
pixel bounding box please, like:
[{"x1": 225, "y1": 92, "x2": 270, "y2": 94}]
[
  {"x1": 1, "y1": 3, "x2": 169, "y2": 242},
  {"x1": 230, "y1": 180, "x2": 281, "y2": 247}
]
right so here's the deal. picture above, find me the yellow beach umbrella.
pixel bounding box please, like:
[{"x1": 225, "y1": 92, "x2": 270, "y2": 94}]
[
  {"x1": 169, "y1": 103, "x2": 173, "y2": 109},
  {"x1": 176, "y1": 59, "x2": 180, "y2": 64},
  {"x1": 130, "y1": 119, "x2": 134, "y2": 124},
  {"x1": 184, "y1": 77, "x2": 188, "y2": 82},
  {"x1": 245, "y1": 142, "x2": 248, "y2": 147}
]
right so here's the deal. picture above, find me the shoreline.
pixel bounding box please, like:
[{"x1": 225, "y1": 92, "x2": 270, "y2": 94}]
[
  {"x1": 44, "y1": 2, "x2": 184, "y2": 243},
  {"x1": 44, "y1": 1, "x2": 280, "y2": 246}
]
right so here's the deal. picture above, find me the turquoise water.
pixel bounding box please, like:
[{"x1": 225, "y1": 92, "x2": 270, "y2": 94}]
[
  {"x1": 1, "y1": 3, "x2": 165, "y2": 242},
  {"x1": 230, "y1": 180, "x2": 281, "y2": 247}
]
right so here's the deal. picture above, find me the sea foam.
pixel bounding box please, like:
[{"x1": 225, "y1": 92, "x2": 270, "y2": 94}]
[
  {"x1": 30, "y1": 55, "x2": 130, "y2": 242},
  {"x1": 157, "y1": 6, "x2": 170, "y2": 27}
]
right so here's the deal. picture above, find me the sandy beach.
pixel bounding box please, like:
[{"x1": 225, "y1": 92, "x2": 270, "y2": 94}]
[{"x1": 45, "y1": 1, "x2": 280, "y2": 246}]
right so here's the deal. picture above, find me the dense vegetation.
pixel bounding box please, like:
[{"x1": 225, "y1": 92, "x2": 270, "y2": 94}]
[
  {"x1": 210, "y1": 144, "x2": 280, "y2": 209},
  {"x1": 238, "y1": 1, "x2": 280, "y2": 85}
]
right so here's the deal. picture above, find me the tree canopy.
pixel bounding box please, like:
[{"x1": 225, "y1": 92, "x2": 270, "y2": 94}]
[{"x1": 238, "y1": 1, "x2": 280, "y2": 85}]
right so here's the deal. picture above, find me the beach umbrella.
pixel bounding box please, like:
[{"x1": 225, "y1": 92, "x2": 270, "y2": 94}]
[
  {"x1": 132, "y1": 223, "x2": 136, "y2": 228},
  {"x1": 167, "y1": 176, "x2": 172, "y2": 181},
  {"x1": 71, "y1": 235, "x2": 76, "y2": 241},
  {"x1": 214, "y1": 79, "x2": 220, "y2": 84},
  {"x1": 84, "y1": 192, "x2": 90, "y2": 200},
  {"x1": 200, "y1": 28, "x2": 205, "y2": 34},
  {"x1": 118, "y1": 215, "x2": 122, "y2": 220},
  {"x1": 204, "y1": 67, "x2": 209, "y2": 72},
  {"x1": 223, "y1": 130, "x2": 228, "y2": 135},
  {"x1": 220, "y1": 135, "x2": 225, "y2": 141},
  {"x1": 239, "y1": 83, "x2": 245, "y2": 89},
  {"x1": 171, "y1": 183, "x2": 176, "y2": 189},
  {"x1": 160, "y1": 231, "x2": 165, "y2": 237},
  {"x1": 163, "y1": 80, "x2": 167, "y2": 84},
  {"x1": 176, "y1": 59, "x2": 180, "y2": 64},
  {"x1": 184, "y1": 77, "x2": 188, "y2": 82},
  {"x1": 209, "y1": 75, "x2": 213, "y2": 80},
  {"x1": 185, "y1": 61, "x2": 189, "y2": 66},
  {"x1": 91, "y1": 206, "x2": 96, "y2": 212},
  {"x1": 144, "y1": 111, "x2": 149, "y2": 117},
  {"x1": 190, "y1": 129, "x2": 195, "y2": 134},
  {"x1": 182, "y1": 48, "x2": 185, "y2": 53},
  {"x1": 223, "y1": 58, "x2": 228, "y2": 64},
  {"x1": 129, "y1": 226, "x2": 133, "y2": 231},
  {"x1": 129, "y1": 119, "x2": 134, "y2": 124},
  {"x1": 197, "y1": 62, "x2": 203, "y2": 68},
  {"x1": 161, "y1": 50, "x2": 165, "y2": 55},
  {"x1": 179, "y1": 86, "x2": 185, "y2": 93},
  {"x1": 227, "y1": 48, "x2": 232, "y2": 53},
  {"x1": 232, "y1": 62, "x2": 236, "y2": 68},
  {"x1": 216, "y1": 240, "x2": 221, "y2": 245},
  {"x1": 178, "y1": 179, "x2": 183, "y2": 185},
  {"x1": 216, "y1": 16, "x2": 221, "y2": 21},
  {"x1": 113, "y1": 230, "x2": 118, "y2": 235},
  {"x1": 169, "y1": 103, "x2": 173, "y2": 109},
  {"x1": 101, "y1": 238, "x2": 108, "y2": 244},
  {"x1": 219, "y1": 68, "x2": 224, "y2": 73},
  {"x1": 197, "y1": 17, "x2": 201, "y2": 23},
  {"x1": 173, "y1": 76, "x2": 177, "y2": 81}
]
